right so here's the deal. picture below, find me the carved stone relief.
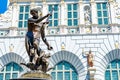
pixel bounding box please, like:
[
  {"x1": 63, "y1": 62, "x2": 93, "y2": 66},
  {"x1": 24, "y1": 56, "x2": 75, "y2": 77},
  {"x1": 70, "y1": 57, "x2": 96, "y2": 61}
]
[
  {"x1": 114, "y1": 2, "x2": 120, "y2": 18},
  {"x1": 84, "y1": 5, "x2": 91, "y2": 25},
  {"x1": 0, "y1": 6, "x2": 12, "y2": 22}
]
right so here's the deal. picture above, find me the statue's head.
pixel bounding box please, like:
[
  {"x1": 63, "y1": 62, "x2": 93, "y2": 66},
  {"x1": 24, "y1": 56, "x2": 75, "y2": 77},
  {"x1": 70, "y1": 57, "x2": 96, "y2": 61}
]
[
  {"x1": 30, "y1": 7, "x2": 42, "y2": 18},
  {"x1": 30, "y1": 8, "x2": 39, "y2": 18}
]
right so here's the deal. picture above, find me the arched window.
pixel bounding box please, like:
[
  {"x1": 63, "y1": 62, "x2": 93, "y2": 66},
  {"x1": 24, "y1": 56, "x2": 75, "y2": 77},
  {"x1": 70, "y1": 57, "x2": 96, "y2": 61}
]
[
  {"x1": 105, "y1": 59, "x2": 120, "y2": 80},
  {"x1": 51, "y1": 61, "x2": 78, "y2": 80},
  {"x1": 0, "y1": 62, "x2": 23, "y2": 80}
]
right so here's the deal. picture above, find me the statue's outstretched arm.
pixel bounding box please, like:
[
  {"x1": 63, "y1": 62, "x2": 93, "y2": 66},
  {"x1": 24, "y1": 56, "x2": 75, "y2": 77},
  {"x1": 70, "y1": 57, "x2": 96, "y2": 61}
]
[
  {"x1": 41, "y1": 27, "x2": 53, "y2": 50},
  {"x1": 41, "y1": 27, "x2": 49, "y2": 46},
  {"x1": 28, "y1": 14, "x2": 50, "y2": 23}
]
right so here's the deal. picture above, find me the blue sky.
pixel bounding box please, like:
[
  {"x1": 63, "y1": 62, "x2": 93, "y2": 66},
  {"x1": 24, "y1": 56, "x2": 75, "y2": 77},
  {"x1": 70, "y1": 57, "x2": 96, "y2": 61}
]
[{"x1": 0, "y1": 0, "x2": 8, "y2": 14}]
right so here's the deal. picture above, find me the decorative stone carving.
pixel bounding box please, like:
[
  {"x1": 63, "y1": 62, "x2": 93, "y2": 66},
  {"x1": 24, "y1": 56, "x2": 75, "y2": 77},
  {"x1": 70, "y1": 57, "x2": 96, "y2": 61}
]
[
  {"x1": 0, "y1": 6, "x2": 12, "y2": 22},
  {"x1": 84, "y1": 5, "x2": 91, "y2": 25},
  {"x1": 114, "y1": 3, "x2": 120, "y2": 18},
  {"x1": 9, "y1": 44, "x2": 14, "y2": 52}
]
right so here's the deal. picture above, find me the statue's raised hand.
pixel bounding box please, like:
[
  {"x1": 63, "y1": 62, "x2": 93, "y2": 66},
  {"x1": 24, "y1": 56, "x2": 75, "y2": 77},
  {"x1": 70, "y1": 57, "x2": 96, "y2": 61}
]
[
  {"x1": 47, "y1": 13, "x2": 52, "y2": 17},
  {"x1": 47, "y1": 45, "x2": 53, "y2": 50}
]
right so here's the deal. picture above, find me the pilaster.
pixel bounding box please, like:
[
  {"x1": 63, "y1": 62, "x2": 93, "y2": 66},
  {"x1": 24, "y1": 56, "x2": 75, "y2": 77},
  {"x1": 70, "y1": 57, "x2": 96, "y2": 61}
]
[
  {"x1": 90, "y1": 0, "x2": 98, "y2": 33},
  {"x1": 78, "y1": 1, "x2": 85, "y2": 34},
  {"x1": 108, "y1": 0, "x2": 116, "y2": 24},
  {"x1": 79, "y1": 1, "x2": 84, "y2": 25},
  {"x1": 90, "y1": 0, "x2": 97, "y2": 25},
  {"x1": 60, "y1": 0, "x2": 66, "y2": 26},
  {"x1": 10, "y1": 2, "x2": 19, "y2": 36},
  {"x1": 11, "y1": 2, "x2": 19, "y2": 28},
  {"x1": 108, "y1": 0, "x2": 119, "y2": 33},
  {"x1": 42, "y1": 0, "x2": 48, "y2": 16},
  {"x1": 59, "y1": 0, "x2": 68, "y2": 34}
]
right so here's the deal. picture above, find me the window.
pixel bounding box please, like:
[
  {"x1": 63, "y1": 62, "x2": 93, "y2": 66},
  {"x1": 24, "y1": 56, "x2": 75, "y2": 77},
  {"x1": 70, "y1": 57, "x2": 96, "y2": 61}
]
[
  {"x1": 18, "y1": 5, "x2": 30, "y2": 28},
  {"x1": 97, "y1": 3, "x2": 108, "y2": 25},
  {"x1": 105, "y1": 59, "x2": 120, "y2": 80},
  {"x1": 67, "y1": 4, "x2": 78, "y2": 26},
  {"x1": 48, "y1": 4, "x2": 59, "y2": 27},
  {"x1": 51, "y1": 61, "x2": 78, "y2": 80},
  {"x1": 0, "y1": 62, "x2": 23, "y2": 80}
]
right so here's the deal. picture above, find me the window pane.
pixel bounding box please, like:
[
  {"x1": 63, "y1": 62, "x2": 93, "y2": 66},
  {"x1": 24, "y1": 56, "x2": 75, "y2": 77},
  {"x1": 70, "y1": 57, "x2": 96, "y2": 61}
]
[
  {"x1": 24, "y1": 21, "x2": 27, "y2": 27},
  {"x1": 118, "y1": 61, "x2": 120, "y2": 68},
  {"x1": 68, "y1": 12, "x2": 72, "y2": 18},
  {"x1": 64, "y1": 62, "x2": 70, "y2": 70},
  {"x1": 73, "y1": 12, "x2": 77, "y2": 18},
  {"x1": 97, "y1": 4, "x2": 101, "y2": 10},
  {"x1": 51, "y1": 72, "x2": 56, "y2": 80},
  {"x1": 57, "y1": 62, "x2": 63, "y2": 70},
  {"x1": 73, "y1": 4, "x2": 77, "y2": 10},
  {"x1": 57, "y1": 72, "x2": 63, "y2": 80},
  {"x1": 20, "y1": 6, "x2": 24, "y2": 12},
  {"x1": 6, "y1": 63, "x2": 12, "y2": 71},
  {"x1": 19, "y1": 14, "x2": 23, "y2": 20},
  {"x1": 98, "y1": 18, "x2": 102, "y2": 24},
  {"x1": 19, "y1": 21, "x2": 23, "y2": 28},
  {"x1": 104, "y1": 18, "x2": 108, "y2": 24},
  {"x1": 12, "y1": 73, "x2": 18, "y2": 79},
  {"x1": 49, "y1": 5, "x2": 52, "y2": 11},
  {"x1": 49, "y1": 20, "x2": 52, "y2": 26},
  {"x1": 54, "y1": 20, "x2": 58, "y2": 26},
  {"x1": 97, "y1": 11, "x2": 102, "y2": 17},
  {"x1": 103, "y1": 3, "x2": 107, "y2": 9},
  {"x1": 65, "y1": 72, "x2": 70, "y2": 80},
  {"x1": 5, "y1": 73, "x2": 10, "y2": 80},
  {"x1": 112, "y1": 70, "x2": 118, "y2": 80},
  {"x1": 72, "y1": 71, "x2": 78, "y2": 80},
  {"x1": 25, "y1": 14, "x2": 29, "y2": 20},
  {"x1": 68, "y1": 19, "x2": 72, "y2": 26},
  {"x1": 13, "y1": 63, "x2": 19, "y2": 71},
  {"x1": 103, "y1": 11, "x2": 108, "y2": 17},
  {"x1": 25, "y1": 6, "x2": 29, "y2": 12},
  {"x1": 49, "y1": 15, "x2": 52, "y2": 19},
  {"x1": 54, "y1": 5, "x2": 58, "y2": 11},
  {"x1": 54, "y1": 13, "x2": 58, "y2": 19},
  {"x1": 0, "y1": 73, "x2": 3, "y2": 80},
  {"x1": 111, "y1": 60, "x2": 117, "y2": 68},
  {"x1": 105, "y1": 71, "x2": 111, "y2": 80},
  {"x1": 74, "y1": 19, "x2": 78, "y2": 26},
  {"x1": 68, "y1": 4, "x2": 72, "y2": 11},
  {"x1": 14, "y1": 63, "x2": 23, "y2": 72}
]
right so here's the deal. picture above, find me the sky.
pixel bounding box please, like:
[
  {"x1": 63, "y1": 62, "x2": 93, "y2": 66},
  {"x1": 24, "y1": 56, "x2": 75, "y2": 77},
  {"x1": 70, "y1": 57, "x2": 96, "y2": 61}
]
[{"x1": 0, "y1": 0, "x2": 9, "y2": 14}]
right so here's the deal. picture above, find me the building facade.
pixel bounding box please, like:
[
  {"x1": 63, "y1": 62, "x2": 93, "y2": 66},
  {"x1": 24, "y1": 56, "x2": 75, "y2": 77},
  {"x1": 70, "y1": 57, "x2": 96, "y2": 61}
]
[{"x1": 0, "y1": 0, "x2": 120, "y2": 80}]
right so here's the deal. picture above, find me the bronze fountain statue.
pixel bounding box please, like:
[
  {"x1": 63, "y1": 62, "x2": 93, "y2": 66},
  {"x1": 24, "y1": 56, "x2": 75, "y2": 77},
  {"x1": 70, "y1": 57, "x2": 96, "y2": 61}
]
[{"x1": 17, "y1": 8, "x2": 54, "y2": 80}]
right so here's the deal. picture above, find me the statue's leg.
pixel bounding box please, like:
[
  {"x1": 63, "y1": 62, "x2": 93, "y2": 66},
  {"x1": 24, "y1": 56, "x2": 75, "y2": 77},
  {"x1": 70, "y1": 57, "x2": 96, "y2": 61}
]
[
  {"x1": 30, "y1": 55, "x2": 34, "y2": 62},
  {"x1": 25, "y1": 35, "x2": 35, "y2": 63},
  {"x1": 33, "y1": 38, "x2": 41, "y2": 56},
  {"x1": 25, "y1": 36, "x2": 30, "y2": 56}
]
